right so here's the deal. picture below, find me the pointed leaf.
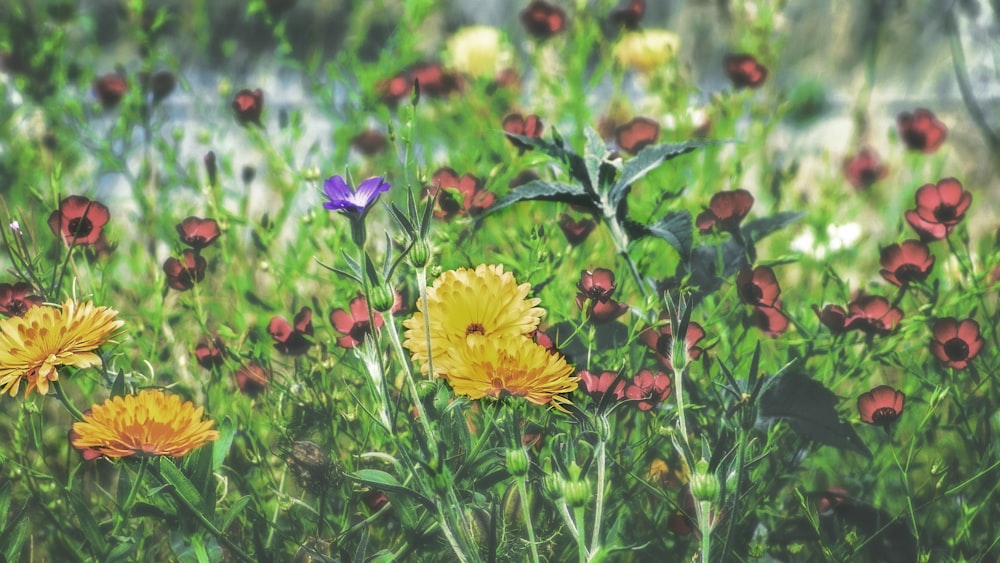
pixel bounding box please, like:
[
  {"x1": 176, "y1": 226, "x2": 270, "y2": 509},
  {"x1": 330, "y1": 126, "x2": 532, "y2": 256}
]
[
  {"x1": 583, "y1": 126, "x2": 608, "y2": 193},
  {"x1": 67, "y1": 491, "x2": 109, "y2": 555},
  {"x1": 479, "y1": 180, "x2": 593, "y2": 217},
  {"x1": 609, "y1": 141, "x2": 707, "y2": 210},
  {"x1": 743, "y1": 211, "x2": 806, "y2": 243},
  {"x1": 506, "y1": 128, "x2": 593, "y2": 191},
  {"x1": 350, "y1": 469, "x2": 436, "y2": 511},
  {"x1": 212, "y1": 416, "x2": 235, "y2": 472},
  {"x1": 646, "y1": 210, "x2": 693, "y2": 258},
  {"x1": 158, "y1": 458, "x2": 208, "y2": 513},
  {"x1": 220, "y1": 495, "x2": 252, "y2": 531}
]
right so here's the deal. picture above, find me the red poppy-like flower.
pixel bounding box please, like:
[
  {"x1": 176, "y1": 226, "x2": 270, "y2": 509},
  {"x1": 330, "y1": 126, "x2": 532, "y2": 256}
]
[
  {"x1": 911, "y1": 177, "x2": 972, "y2": 228},
  {"x1": 429, "y1": 168, "x2": 494, "y2": 219},
  {"x1": 813, "y1": 304, "x2": 849, "y2": 334},
  {"x1": 695, "y1": 189, "x2": 754, "y2": 234},
  {"x1": 736, "y1": 266, "x2": 781, "y2": 308},
  {"x1": 625, "y1": 369, "x2": 671, "y2": 411},
  {"x1": 559, "y1": 213, "x2": 596, "y2": 245},
  {"x1": 897, "y1": 108, "x2": 947, "y2": 153},
  {"x1": 640, "y1": 312, "x2": 705, "y2": 369},
  {"x1": 579, "y1": 370, "x2": 627, "y2": 402},
  {"x1": 753, "y1": 304, "x2": 789, "y2": 337},
  {"x1": 163, "y1": 249, "x2": 207, "y2": 291},
  {"x1": 929, "y1": 317, "x2": 984, "y2": 369},
  {"x1": 0, "y1": 282, "x2": 44, "y2": 317},
  {"x1": 533, "y1": 328, "x2": 557, "y2": 353},
  {"x1": 330, "y1": 296, "x2": 385, "y2": 349},
  {"x1": 585, "y1": 298, "x2": 630, "y2": 324},
  {"x1": 195, "y1": 335, "x2": 226, "y2": 370},
  {"x1": 844, "y1": 295, "x2": 902, "y2": 336},
  {"x1": 615, "y1": 117, "x2": 659, "y2": 154},
  {"x1": 351, "y1": 129, "x2": 388, "y2": 156},
  {"x1": 269, "y1": 306, "x2": 314, "y2": 356},
  {"x1": 857, "y1": 385, "x2": 904, "y2": 426},
  {"x1": 519, "y1": 0, "x2": 567, "y2": 39},
  {"x1": 93, "y1": 74, "x2": 128, "y2": 108},
  {"x1": 176, "y1": 217, "x2": 221, "y2": 250},
  {"x1": 48, "y1": 195, "x2": 111, "y2": 246},
  {"x1": 577, "y1": 268, "x2": 617, "y2": 303},
  {"x1": 842, "y1": 147, "x2": 888, "y2": 190},
  {"x1": 502, "y1": 113, "x2": 544, "y2": 151},
  {"x1": 879, "y1": 240, "x2": 934, "y2": 287},
  {"x1": 232, "y1": 88, "x2": 263, "y2": 126},
  {"x1": 904, "y1": 210, "x2": 950, "y2": 241},
  {"x1": 234, "y1": 362, "x2": 269, "y2": 396},
  {"x1": 723, "y1": 54, "x2": 767, "y2": 89},
  {"x1": 816, "y1": 487, "x2": 850, "y2": 516},
  {"x1": 609, "y1": 0, "x2": 645, "y2": 30},
  {"x1": 378, "y1": 62, "x2": 462, "y2": 105}
]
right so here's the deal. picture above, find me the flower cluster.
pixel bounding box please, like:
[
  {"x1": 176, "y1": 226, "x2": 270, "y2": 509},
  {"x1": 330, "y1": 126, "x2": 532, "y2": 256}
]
[
  {"x1": 427, "y1": 167, "x2": 495, "y2": 220},
  {"x1": 164, "y1": 216, "x2": 220, "y2": 291},
  {"x1": 576, "y1": 269, "x2": 629, "y2": 324}
]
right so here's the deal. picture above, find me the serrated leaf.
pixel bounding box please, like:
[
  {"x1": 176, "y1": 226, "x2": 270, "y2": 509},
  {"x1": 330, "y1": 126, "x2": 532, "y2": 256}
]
[
  {"x1": 583, "y1": 126, "x2": 608, "y2": 193},
  {"x1": 646, "y1": 210, "x2": 693, "y2": 258},
  {"x1": 608, "y1": 141, "x2": 707, "y2": 211},
  {"x1": 479, "y1": 180, "x2": 592, "y2": 217},
  {"x1": 505, "y1": 128, "x2": 594, "y2": 191}
]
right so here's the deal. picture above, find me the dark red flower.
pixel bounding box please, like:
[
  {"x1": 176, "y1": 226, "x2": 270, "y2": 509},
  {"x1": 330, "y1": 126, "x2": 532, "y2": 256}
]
[
  {"x1": 176, "y1": 217, "x2": 221, "y2": 250},
  {"x1": 904, "y1": 210, "x2": 950, "y2": 241},
  {"x1": 533, "y1": 328, "x2": 557, "y2": 352},
  {"x1": 929, "y1": 317, "x2": 984, "y2": 369},
  {"x1": 269, "y1": 306, "x2": 314, "y2": 356},
  {"x1": 48, "y1": 195, "x2": 111, "y2": 246},
  {"x1": 362, "y1": 489, "x2": 389, "y2": 511},
  {"x1": 93, "y1": 74, "x2": 127, "y2": 108},
  {"x1": 897, "y1": 108, "x2": 947, "y2": 153},
  {"x1": 753, "y1": 304, "x2": 789, "y2": 337},
  {"x1": 519, "y1": 1, "x2": 567, "y2": 39},
  {"x1": 234, "y1": 362, "x2": 269, "y2": 396},
  {"x1": 813, "y1": 304, "x2": 849, "y2": 333},
  {"x1": 330, "y1": 296, "x2": 385, "y2": 349},
  {"x1": 816, "y1": 487, "x2": 850, "y2": 516},
  {"x1": 502, "y1": 113, "x2": 544, "y2": 151},
  {"x1": 625, "y1": 369, "x2": 671, "y2": 411},
  {"x1": 163, "y1": 250, "x2": 207, "y2": 291},
  {"x1": 736, "y1": 266, "x2": 781, "y2": 308},
  {"x1": 857, "y1": 385, "x2": 904, "y2": 426},
  {"x1": 723, "y1": 54, "x2": 767, "y2": 89},
  {"x1": 378, "y1": 62, "x2": 462, "y2": 105},
  {"x1": 195, "y1": 335, "x2": 226, "y2": 370},
  {"x1": 147, "y1": 70, "x2": 176, "y2": 104},
  {"x1": 429, "y1": 168, "x2": 494, "y2": 219},
  {"x1": 0, "y1": 282, "x2": 44, "y2": 317},
  {"x1": 844, "y1": 295, "x2": 902, "y2": 336},
  {"x1": 585, "y1": 298, "x2": 630, "y2": 324},
  {"x1": 579, "y1": 370, "x2": 627, "y2": 402},
  {"x1": 232, "y1": 88, "x2": 264, "y2": 126},
  {"x1": 615, "y1": 117, "x2": 659, "y2": 154},
  {"x1": 843, "y1": 147, "x2": 888, "y2": 190},
  {"x1": 559, "y1": 213, "x2": 596, "y2": 245},
  {"x1": 351, "y1": 129, "x2": 389, "y2": 156},
  {"x1": 912, "y1": 177, "x2": 972, "y2": 228},
  {"x1": 640, "y1": 312, "x2": 706, "y2": 369},
  {"x1": 696, "y1": 189, "x2": 754, "y2": 234},
  {"x1": 577, "y1": 268, "x2": 617, "y2": 303},
  {"x1": 879, "y1": 240, "x2": 934, "y2": 287},
  {"x1": 509, "y1": 170, "x2": 540, "y2": 188},
  {"x1": 609, "y1": 0, "x2": 645, "y2": 30}
]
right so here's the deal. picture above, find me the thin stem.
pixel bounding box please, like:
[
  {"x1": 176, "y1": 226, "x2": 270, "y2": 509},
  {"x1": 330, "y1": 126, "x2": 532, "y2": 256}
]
[
  {"x1": 574, "y1": 506, "x2": 589, "y2": 562},
  {"x1": 51, "y1": 380, "x2": 85, "y2": 421},
  {"x1": 110, "y1": 457, "x2": 149, "y2": 538},
  {"x1": 517, "y1": 477, "x2": 540, "y2": 563},
  {"x1": 556, "y1": 500, "x2": 581, "y2": 542},
  {"x1": 605, "y1": 216, "x2": 650, "y2": 300},
  {"x1": 698, "y1": 500, "x2": 713, "y2": 563},
  {"x1": 383, "y1": 309, "x2": 435, "y2": 443},
  {"x1": 589, "y1": 437, "x2": 607, "y2": 555}
]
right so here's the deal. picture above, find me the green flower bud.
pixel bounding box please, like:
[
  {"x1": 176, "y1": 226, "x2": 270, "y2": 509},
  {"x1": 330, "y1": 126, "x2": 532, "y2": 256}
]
[
  {"x1": 690, "y1": 458, "x2": 719, "y2": 502},
  {"x1": 369, "y1": 284, "x2": 395, "y2": 313},
  {"x1": 410, "y1": 239, "x2": 431, "y2": 268},
  {"x1": 506, "y1": 448, "x2": 530, "y2": 477},
  {"x1": 465, "y1": 507, "x2": 492, "y2": 547},
  {"x1": 542, "y1": 472, "x2": 565, "y2": 500},
  {"x1": 563, "y1": 478, "x2": 591, "y2": 507}
]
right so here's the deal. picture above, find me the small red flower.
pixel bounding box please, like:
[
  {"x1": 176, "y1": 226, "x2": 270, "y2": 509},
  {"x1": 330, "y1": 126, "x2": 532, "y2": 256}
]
[
  {"x1": 577, "y1": 268, "x2": 617, "y2": 303},
  {"x1": 813, "y1": 304, "x2": 850, "y2": 334},
  {"x1": 912, "y1": 177, "x2": 972, "y2": 228},
  {"x1": 844, "y1": 295, "x2": 902, "y2": 336},
  {"x1": 0, "y1": 282, "x2": 44, "y2": 317},
  {"x1": 519, "y1": 1, "x2": 567, "y2": 39},
  {"x1": 145, "y1": 69, "x2": 176, "y2": 104},
  {"x1": 234, "y1": 362, "x2": 269, "y2": 396},
  {"x1": 176, "y1": 217, "x2": 221, "y2": 250},
  {"x1": 559, "y1": 213, "x2": 596, "y2": 245},
  {"x1": 578, "y1": 370, "x2": 626, "y2": 402},
  {"x1": 330, "y1": 296, "x2": 385, "y2": 349},
  {"x1": 378, "y1": 62, "x2": 462, "y2": 105},
  {"x1": 816, "y1": 487, "x2": 850, "y2": 516},
  {"x1": 502, "y1": 113, "x2": 544, "y2": 151},
  {"x1": 752, "y1": 304, "x2": 789, "y2": 337},
  {"x1": 351, "y1": 129, "x2": 389, "y2": 156},
  {"x1": 429, "y1": 168, "x2": 494, "y2": 219},
  {"x1": 195, "y1": 335, "x2": 226, "y2": 370},
  {"x1": 640, "y1": 312, "x2": 706, "y2": 369},
  {"x1": 609, "y1": 0, "x2": 645, "y2": 30},
  {"x1": 897, "y1": 108, "x2": 947, "y2": 153},
  {"x1": 842, "y1": 147, "x2": 888, "y2": 190},
  {"x1": 615, "y1": 117, "x2": 659, "y2": 154},
  {"x1": 696, "y1": 189, "x2": 754, "y2": 234},
  {"x1": 736, "y1": 266, "x2": 781, "y2": 308},
  {"x1": 232, "y1": 88, "x2": 264, "y2": 126},
  {"x1": 48, "y1": 195, "x2": 111, "y2": 246},
  {"x1": 268, "y1": 306, "x2": 314, "y2": 356},
  {"x1": 857, "y1": 385, "x2": 904, "y2": 426},
  {"x1": 904, "y1": 210, "x2": 950, "y2": 241},
  {"x1": 929, "y1": 317, "x2": 984, "y2": 369},
  {"x1": 163, "y1": 249, "x2": 207, "y2": 291},
  {"x1": 723, "y1": 54, "x2": 767, "y2": 89},
  {"x1": 93, "y1": 74, "x2": 127, "y2": 108},
  {"x1": 585, "y1": 298, "x2": 630, "y2": 324},
  {"x1": 625, "y1": 369, "x2": 671, "y2": 411},
  {"x1": 879, "y1": 240, "x2": 934, "y2": 287}
]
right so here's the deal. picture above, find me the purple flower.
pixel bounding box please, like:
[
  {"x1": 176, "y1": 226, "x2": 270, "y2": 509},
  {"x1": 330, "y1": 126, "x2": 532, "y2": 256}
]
[{"x1": 322, "y1": 175, "x2": 390, "y2": 215}]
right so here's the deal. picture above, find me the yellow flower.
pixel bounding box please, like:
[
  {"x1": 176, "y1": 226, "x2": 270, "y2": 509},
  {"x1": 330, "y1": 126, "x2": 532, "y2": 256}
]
[
  {"x1": 403, "y1": 264, "x2": 545, "y2": 377},
  {"x1": 442, "y1": 334, "x2": 578, "y2": 412},
  {"x1": 0, "y1": 300, "x2": 124, "y2": 397},
  {"x1": 612, "y1": 29, "x2": 680, "y2": 73},
  {"x1": 446, "y1": 26, "x2": 513, "y2": 79},
  {"x1": 71, "y1": 389, "x2": 219, "y2": 458}
]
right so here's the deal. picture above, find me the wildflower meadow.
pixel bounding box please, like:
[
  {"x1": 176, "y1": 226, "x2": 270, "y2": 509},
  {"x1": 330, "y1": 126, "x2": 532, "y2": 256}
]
[{"x1": 1, "y1": 0, "x2": 999, "y2": 561}]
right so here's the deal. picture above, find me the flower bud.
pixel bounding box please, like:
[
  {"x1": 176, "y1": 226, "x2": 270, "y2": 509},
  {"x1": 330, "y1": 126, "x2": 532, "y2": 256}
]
[
  {"x1": 542, "y1": 472, "x2": 565, "y2": 500},
  {"x1": 369, "y1": 284, "x2": 395, "y2": 313},
  {"x1": 505, "y1": 447, "x2": 530, "y2": 477},
  {"x1": 465, "y1": 507, "x2": 492, "y2": 547},
  {"x1": 690, "y1": 459, "x2": 719, "y2": 502},
  {"x1": 410, "y1": 239, "x2": 431, "y2": 268},
  {"x1": 563, "y1": 478, "x2": 591, "y2": 507}
]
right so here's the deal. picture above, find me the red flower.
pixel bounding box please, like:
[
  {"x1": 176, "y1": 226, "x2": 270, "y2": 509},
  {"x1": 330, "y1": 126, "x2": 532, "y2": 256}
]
[
  {"x1": 615, "y1": 117, "x2": 659, "y2": 154},
  {"x1": 559, "y1": 213, "x2": 596, "y2": 245},
  {"x1": 625, "y1": 369, "x2": 671, "y2": 411},
  {"x1": 929, "y1": 317, "x2": 984, "y2": 369},
  {"x1": 362, "y1": 489, "x2": 389, "y2": 511},
  {"x1": 330, "y1": 296, "x2": 385, "y2": 349},
  {"x1": 163, "y1": 249, "x2": 207, "y2": 291},
  {"x1": 351, "y1": 129, "x2": 388, "y2": 156},
  {"x1": 696, "y1": 189, "x2": 754, "y2": 234},
  {"x1": 145, "y1": 69, "x2": 176, "y2": 104},
  {"x1": 844, "y1": 295, "x2": 902, "y2": 336},
  {"x1": 268, "y1": 306, "x2": 314, "y2": 356},
  {"x1": 585, "y1": 298, "x2": 630, "y2": 324},
  {"x1": 176, "y1": 217, "x2": 221, "y2": 250},
  {"x1": 93, "y1": 74, "x2": 127, "y2": 108},
  {"x1": 879, "y1": 240, "x2": 934, "y2": 287},
  {"x1": 904, "y1": 210, "x2": 950, "y2": 241},
  {"x1": 578, "y1": 370, "x2": 626, "y2": 402},
  {"x1": 232, "y1": 88, "x2": 263, "y2": 126},
  {"x1": 842, "y1": 147, "x2": 888, "y2": 190},
  {"x1": 429, "y1": 168, "x2": 494, "y2": 219},
  {"x1": 533, "y1": 328, "x2": 557, "y2": 353},
  {"x1": 723, "y1": 54, "x2": 767, "y2": 89},
  {"x1": 609, "y1": 0, "x2": 645, "y2": 30},
  {"x1": 577, "y1": 268, "x2": 617, "y2": 303},
  {"x1": 640, "y1": 312, "x2": 705, "y2": 369},
  {"x1": 897, "y1": 108, "x2": 947, "y2": 153},
  {"x1": 48, "y1": 195, "x2": 111, "y2": 246},
  {"x1": 813, "y1": 304, "x2": 850, "y2": 334},
  {"x1": 0, "y1": 282, "x2": 44, "y2": 317},
  {"x1": 519, "y1": 1, "x2": 567, "y2": 39},
  {"x1": 857, "y1": 385, "x2": 904, "y2": 426},
  {"x1": 911, "y1": 177, "x2": 972, "y2": 228},
  {"x1": 753, "y1": 304, "x2": 789, "y2": 337},
  {"x1": 816, "y1": 487, "x2": 850, "y2": 516},
  {"x1": 378, "y1": 62, "x2": 462, "y2": 105},
  {"x1": 195, "y1": 335, "x2": 226, "y2": 370},
  {"x1": 234, "y1": 362, "x2": 269, "y2": 396},
  {"x1": 502, "y1": 113, "x2": 544, "y2": 151},
  {"x1": 736, "y1": 266, "x2": 781, "y2": 308}
]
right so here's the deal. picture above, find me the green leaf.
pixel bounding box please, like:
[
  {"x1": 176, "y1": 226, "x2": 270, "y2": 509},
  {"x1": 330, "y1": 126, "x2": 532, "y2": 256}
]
[
  {"x1": 220, "y1": 496, "x2": 252, "y2": 531},
  {"x1": 111, "y1": 370, "x2": 127, "y2": 397},
  {"x1": 646, "y1": 210, "x2": 693, "y2": 258},
  {"x1": 349, "y1": 469, "x2": 436, "y2": 511},
  {"x1": 212, "y1": 417, "x2": 235, "y2": 472},
  {"x1": 479, "y1": 180, "x2": 592, "y2": 217},
  {"x1": 505, "y1": 128, "x2": 593, "y2": 191},
  {"x1": 158, "y1": 458, "x2": 209, "y2": 514},
  {"x1": 743, "y1": 211, "x2": 806, "y2": 243},
  {"x1": 66, "y1": 490, "x2": 109, "y2": 556},
  {"x1": 583, "y1": 126, "x2": 608, "y2": 193},
  {"x1": 608, "y1": 141, "x2": 707, "y2": 211}
]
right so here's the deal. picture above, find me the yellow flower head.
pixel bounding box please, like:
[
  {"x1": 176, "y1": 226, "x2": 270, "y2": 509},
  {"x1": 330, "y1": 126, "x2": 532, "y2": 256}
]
[
  {"x1": 403, "y1": 264, "x2": 545, "y2": 377},
  {"x1": 71, "y1": 389, "x2": 219, "y2": 458},
  {"x1": 0, "y1": 300, "x2": 124, "y2": 397},
  {"x1": 442, "y1": 334, "x2": 578, "y2": 412},
  {"x1": 446, "y1": 26, "x2": 513, "y2": 79},
  {"x1": 612, "y1": 29, "x2": 680, "y2": 73}
]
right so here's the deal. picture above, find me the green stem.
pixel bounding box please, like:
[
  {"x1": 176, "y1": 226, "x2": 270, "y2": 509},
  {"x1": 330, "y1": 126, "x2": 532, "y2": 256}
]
[
  {"x1": 589, "y1": 437, "x2": 606, "y2": 555},
  {"x1": 517, "y1": 477, "x2": 540, "y2": 563},
  {"x1": 574, "y1": 506, "x2": 589, "y2": 562},
  {"x1": 51, "y1": 379, "x2": 84, "y2": 421},
  {"x1": 110, "y1": 457, "x2": 149, "y2": 538},
  {"x1": 698, "y1": 500, "x2": 712, "y2": 563},
  {"x1": 383, "y1": 309, "x2": 435, "y2": 443},
  {"x1": 605, "y1": 216, "x2": 650, "y2": 300}
]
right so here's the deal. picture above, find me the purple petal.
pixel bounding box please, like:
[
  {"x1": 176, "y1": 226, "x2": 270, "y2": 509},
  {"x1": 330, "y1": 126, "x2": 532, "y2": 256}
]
[
  {"x1": 323, "y1": 175, "x2": 352, "y2": 201},
  {"x1": 355, "y1": 176, "x2": 391, "y2": 206}
]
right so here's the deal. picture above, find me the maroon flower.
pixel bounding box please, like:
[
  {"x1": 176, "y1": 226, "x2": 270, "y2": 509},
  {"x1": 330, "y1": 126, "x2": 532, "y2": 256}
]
[
  {"x1": 723, "y1": 54, "x2": 767, "y2": 89},
  {"x1": 163, "y1": 250, "x2": 207, "y2": 291},
  {"x1": 502, "y1": 113, "x2": 544, "y2": 151},
  {"x1": 929, "y1": 317, "x2": 984, "y2": 369},
  {"x1": 48, "y1": 195, "x2": 111, "y2": 246},
  {"x1": 234, "y1": 362, "x2": 269, "y2": 396},
  {"x1": 533, "y1": 328, "x2": 557, "y2": 353},
  {"x1": 879, "y1": 240, "x2": 934, "y2": 287},
  {"x1": 609, "y1": 0, "x2": 645, "y2": 30},
  {"x1": 753, "y1": 304, "x2": 789, "y2": 337},
  {"x1": 232, "y1": 88, "x2": 264, "y2": 126},
  {"x1": 351, "y1": 129, "x2": 388, "y2": 156},
  {"x1": 509, "y1": 170, "x2": 541, "y2": 188},
  {"x1": 844, "y1": 295, "x2": 902, "y2": 336},
  {"x1": 585, "y1": 298, "x2": 630, "y2": 324},
  {"x1": 857, "y1": 385, "x2": 904, "y2": 426},
  {"x1": 615, "y1": 117, "x2": 659, "y2": 154},
  {"x1": 897, "y1": 108, "x2": 947, "y2": 153},
  {"x1": 330, "y1": 296, "x2": 385, "y2": 349},
  {"x1": 176, "y1": 217, "x2": 221, "y2": 250},
  {"x1": 576, "y1": 268, "x2": 617, "y2": 303},
  {"x1": 93, "y1": 74, "x2": 128, "y2": 108},
  {"x1": 625, "y1": 369, "x2": 672, "y2": 411},
  {"x1": 0, "y1": 282, "x2": 44, "y2": 317},
  {"x1": 378, "y1": 62, "x2": 461, "y2": 105},
  {"x1": 268, "y1": 307, "x2": 314, "y2": 356},
  {"x1": 362, "y1": 489, "x2": 389, "y2": 511},
  {"x1": 842, "y1": 147, "x2": 888, "y2": 190},
  {"x1": 813, "y1": 304, "x2": 850, "y2": 334},
  {"x1": 640, "y1": 312, "x2": 706, "y2": 369},
  {"x1": 195, "y1": 335, "x2": 226, "y2": 370},
  {"x1": 736, "y1": 266, "x2": 781, "y2": 308},
  {"x1": 695, "y1": 189, "x2": 754, "y2": 234},
  {"x1": 519, "y1": 1, "x2": 567, "y2": 39},
  {"x1": 578, "y1": 370, "x2": 627, "y2": 402},
  {"x1": 911, "y1": 177, "x2": 972, "y2": 228},
  {"x1": 816, "y1": 487, "x2": 851, "y2": 515},
  {"x1": 904, "y1": 210, "x2": 950, "y2": 241},
  {"x1": 428, "y1": 167, "x2": 494, "y2": 219},
  {"x1": 559, "y1": 213, "x2": 596, "y2": 245}
]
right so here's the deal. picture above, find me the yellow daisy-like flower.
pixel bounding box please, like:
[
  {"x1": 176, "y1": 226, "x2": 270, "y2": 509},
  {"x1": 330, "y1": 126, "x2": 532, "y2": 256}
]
[
  {"x1": 71, "y1": 389, "x2": 219, "y2": 458},
  {"x1": 442, "y1": 334, "x2": 578, "y2": 412},
  {"x1": 403, "y1": 264, "x2": 545, "y2": 377},
  {"x1": 0, "y1": 300, "x2": 124, "y2": 397}
]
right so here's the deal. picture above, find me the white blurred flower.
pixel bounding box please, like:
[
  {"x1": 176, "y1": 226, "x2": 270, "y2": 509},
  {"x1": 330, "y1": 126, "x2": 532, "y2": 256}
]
[
  {"x1": 827, "y1": 223, "x2": 862, "y2": 251},
  {"x1": 613, "y1": 29, "x2": 680, "y2": 73},
  {"x1": 446, "y1": 26, "x2": 513, "y2": 79}
]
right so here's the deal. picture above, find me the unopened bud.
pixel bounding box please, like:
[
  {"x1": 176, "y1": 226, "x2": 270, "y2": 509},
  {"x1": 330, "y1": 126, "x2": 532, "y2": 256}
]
[
  {"x1": 410, "y1": 239, "x2": 431, "y2": 268},
  {"x1": 690, "y1": 459, "x2": 719, "y2": 502},
  {"x1": 369, "y1": 284, "x2": 394, "y2": 313},
  {"x1": 563, "y1": 478, "x2": 591, "y2": 507},
  {"x1": 506, "y1": 448, "x2": 530, "y2": 477}
]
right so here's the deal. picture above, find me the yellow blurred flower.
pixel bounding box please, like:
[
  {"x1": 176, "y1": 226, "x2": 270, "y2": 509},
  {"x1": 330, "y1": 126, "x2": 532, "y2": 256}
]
[
  {"x1": 71, "y1": 389, "x2": 219, "y2": 458},
  {"x1": 403, "y1": 264, "x2": 544, "y2": 377},
  {"x1": 0, "y1": 300, "x2": 124, "y2": 397},
  {"x1": 612, "y1": 29, "x2": 680, "y2": 73},
  {"x1": 446, "y1": 26, "x2": 513, "y2": 79}
]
